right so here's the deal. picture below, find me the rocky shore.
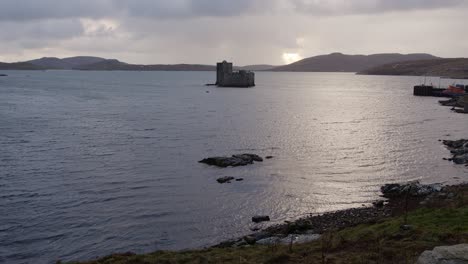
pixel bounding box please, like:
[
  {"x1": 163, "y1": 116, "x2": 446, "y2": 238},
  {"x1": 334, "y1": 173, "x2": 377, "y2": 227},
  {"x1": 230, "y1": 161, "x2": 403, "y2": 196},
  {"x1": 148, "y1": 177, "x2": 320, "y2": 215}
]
[
  {"x1": 71, "y1": 144, "x2": 467, "y2": 263},
  {"x1": 215, "y1": 181, "x2": 455, "y2": 248},
  {"x1": 439, "y1": 96, "x2": 468, "y2": 114},
  {"x1": 72, "y1": 182, "x2": 467, "y2": 264},
  {"x1": 443, "y1": 139, "x2": 468, "y2": 165}
]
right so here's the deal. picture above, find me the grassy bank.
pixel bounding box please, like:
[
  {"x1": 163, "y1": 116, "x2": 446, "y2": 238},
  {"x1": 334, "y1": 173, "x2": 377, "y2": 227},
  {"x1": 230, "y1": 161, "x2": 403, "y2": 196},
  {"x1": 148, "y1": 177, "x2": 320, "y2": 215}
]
[{"x1": 69, "y1": 184, "x2": 467, "y2": 264}]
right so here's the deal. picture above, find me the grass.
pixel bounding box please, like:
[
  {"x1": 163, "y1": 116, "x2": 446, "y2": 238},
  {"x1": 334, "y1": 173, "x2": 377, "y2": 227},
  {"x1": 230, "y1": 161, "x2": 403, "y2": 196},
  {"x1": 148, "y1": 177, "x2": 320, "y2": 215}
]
[{"x1": 68, "y1": 206, "x2": 468, "y2": 264}]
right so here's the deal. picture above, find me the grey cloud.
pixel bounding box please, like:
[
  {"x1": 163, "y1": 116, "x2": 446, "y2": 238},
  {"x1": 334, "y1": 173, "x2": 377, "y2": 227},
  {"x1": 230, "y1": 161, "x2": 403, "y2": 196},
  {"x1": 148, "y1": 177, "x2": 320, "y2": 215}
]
[
  {"x1": 0, "y1": 19, "x2": 83, "y2": 41},
  {"x1": 0, "y1": 0, "x2": 272, "y2": 21},
  {"x1": 292, "y1": 0, "x2": 467, "y2": 15},
  {"x1": 0, "y1": 0, "x2": 113, "y2": 21}
]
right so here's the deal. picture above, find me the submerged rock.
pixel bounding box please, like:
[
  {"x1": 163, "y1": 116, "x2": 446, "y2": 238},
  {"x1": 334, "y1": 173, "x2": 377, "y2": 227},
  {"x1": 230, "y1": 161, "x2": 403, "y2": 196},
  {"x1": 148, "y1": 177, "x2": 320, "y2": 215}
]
[
  {"x1": 443, "y1": 139, "x2": 468, "y2": 165},
  {"x1": 381, "y1": 181, "x2": 442, "y2": 198},
  {"x1": 417, "y1": 244, "x2": 468, "y2": 264},
  {"x1": 216, "y1": 176, "x2": 234, "y2": 183},
  {"x1": 199, "y1": 154, "x2": 263, "y2": 167},
  {"x1": 252, "y1": 215, "x2": 270, "y2": 223},
  {"x1": 443, "y1": 139, "x2": 468, "y2": 149}
]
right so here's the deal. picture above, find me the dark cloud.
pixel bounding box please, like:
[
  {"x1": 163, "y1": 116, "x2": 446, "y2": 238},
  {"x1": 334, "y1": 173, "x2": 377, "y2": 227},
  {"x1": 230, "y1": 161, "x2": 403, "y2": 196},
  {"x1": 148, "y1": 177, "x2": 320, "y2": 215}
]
[
  {"x1": 292, "y1": 0, "x2": 467, "y2": 15},
  {"x1": 0, "y1": 0, "x2": 269, "y2": 21},
  {"x1": 0, "y1": 0, "x2": 112, "y2": 21}
]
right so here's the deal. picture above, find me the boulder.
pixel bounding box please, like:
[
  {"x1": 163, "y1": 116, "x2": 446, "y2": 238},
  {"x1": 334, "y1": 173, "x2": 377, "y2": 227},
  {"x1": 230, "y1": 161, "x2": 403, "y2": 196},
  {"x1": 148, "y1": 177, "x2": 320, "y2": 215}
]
[
  {"x1": 252, "y1": 215, "x2": 270, "y2": 223},
  {"x1": 417, "y1": 244, "x2": 468, "y2": 264},
  {"x1": 443, "y1": 139, "x2": 468, "y2": 165},
  {"x1": 216, "y1": 176, "x2": 234, "y2": 183},
  {"x1": 381, "y1": 181, "x2": 442, "y2": 198},
  {"x1": 199, "y1": 153, "x2": 263, "y2": 167},
  {"x1": 443, "y1": 139, "x2": 468, "y2": 149},
  {"x1": 452, "y1": 154, "x2": 468, "y2": 165}
]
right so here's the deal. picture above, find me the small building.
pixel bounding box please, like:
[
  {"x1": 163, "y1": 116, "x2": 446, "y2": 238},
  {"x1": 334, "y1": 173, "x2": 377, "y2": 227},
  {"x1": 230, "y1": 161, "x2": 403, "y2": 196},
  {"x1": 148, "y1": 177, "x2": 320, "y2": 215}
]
[{"x1": 216, "y1": 61, "x2": 255, "y2": 87}]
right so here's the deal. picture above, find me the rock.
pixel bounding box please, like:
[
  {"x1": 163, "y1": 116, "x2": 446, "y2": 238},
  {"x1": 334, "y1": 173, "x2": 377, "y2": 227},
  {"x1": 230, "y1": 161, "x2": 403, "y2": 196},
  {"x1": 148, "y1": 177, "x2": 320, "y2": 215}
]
[
  {"x1": 199, "y1": 153, "x2": 263, "y2": 167},
  {"x1": 265, "y1": 156, "x2": 274, "y2": 159},
  {"x1": 0, "y1": 74, "x2": 7, "y2": 77},
  {"x1": 417, "y1": 244, "x2": 468, "y2": 264},
  {"x1": 233, "y1": 154, "x2": 263, "y2": 162},
  {"x1": 235, "y1": 178, "x2": 244, "y2": 181},
  {"x1": 249, "y1": 226, "x2": 261, "y2": 232},
  {"x1": 453, "y1": 154, "x2": 468, "y2": 165},
  {"x1": 443, "y1": 139, "x2": 468, "y2": 149},
  {"x1": 252, "y1": 215, "x2": 270, "y2": 223},
  {"x1": 217, "y1": 176, "x2": 234, "y2": 183},
  {"x1": 372, "y1": 200, "x2": 385, "y2": 208},
  {"x1": 243, "y1": 235, "x2": 257, "y2": 245},
  {"x1": 381, "y1": 181, "x2": 442, "y2": 198},
  {"x1": 400, "y1": 224, "x2": 413, "y2": 231}
]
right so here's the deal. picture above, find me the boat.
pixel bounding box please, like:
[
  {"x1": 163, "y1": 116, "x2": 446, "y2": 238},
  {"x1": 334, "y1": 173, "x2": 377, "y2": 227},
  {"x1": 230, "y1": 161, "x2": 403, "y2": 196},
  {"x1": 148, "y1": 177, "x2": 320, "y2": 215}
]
[{"x1": 442, "y1": 85, "x2": 466, "y2": 96}]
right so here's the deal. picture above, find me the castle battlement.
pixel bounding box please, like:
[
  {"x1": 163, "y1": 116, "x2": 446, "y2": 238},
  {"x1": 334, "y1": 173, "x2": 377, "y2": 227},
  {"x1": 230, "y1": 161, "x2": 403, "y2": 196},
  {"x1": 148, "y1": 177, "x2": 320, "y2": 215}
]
[{"x1": 216, "y1": 61, "x2": 255, "y2": 87}]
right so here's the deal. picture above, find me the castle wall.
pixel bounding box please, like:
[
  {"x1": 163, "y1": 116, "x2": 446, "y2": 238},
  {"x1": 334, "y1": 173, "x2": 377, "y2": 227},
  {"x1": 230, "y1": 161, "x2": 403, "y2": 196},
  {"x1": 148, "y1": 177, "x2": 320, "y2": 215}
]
[{"x1": 217, "y1": 61, "x2": 255, "y2": 87}]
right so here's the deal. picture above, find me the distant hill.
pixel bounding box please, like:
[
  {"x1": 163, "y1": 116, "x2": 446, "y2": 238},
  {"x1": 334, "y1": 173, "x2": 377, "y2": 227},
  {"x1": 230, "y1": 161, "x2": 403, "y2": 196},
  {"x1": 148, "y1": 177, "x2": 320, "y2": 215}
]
[
  {"x1": 75, "y1": 59, "x2": 216, "y2": 71},
  {"x1": 235, "y1": 64, "x2": 277, "y2": 71},
  {"x1": 359, "y1": 58, "x2": 468, "y2": 79},
  {"x1": 0, "y1": 62, "x2": 44, "y2": 70},
  {"x1": 27, "y1": 56, "x2": 107, "y2": 69},
  {"x1": 270, "y1": 53, "x2": 439, "y2": 72}
]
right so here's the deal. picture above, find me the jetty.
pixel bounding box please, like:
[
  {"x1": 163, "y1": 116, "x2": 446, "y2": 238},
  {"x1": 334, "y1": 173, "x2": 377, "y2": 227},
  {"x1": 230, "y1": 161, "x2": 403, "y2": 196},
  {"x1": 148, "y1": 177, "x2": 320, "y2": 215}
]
[{"x1": 216, "y1": 61, "x2": 255, "y2": 87}]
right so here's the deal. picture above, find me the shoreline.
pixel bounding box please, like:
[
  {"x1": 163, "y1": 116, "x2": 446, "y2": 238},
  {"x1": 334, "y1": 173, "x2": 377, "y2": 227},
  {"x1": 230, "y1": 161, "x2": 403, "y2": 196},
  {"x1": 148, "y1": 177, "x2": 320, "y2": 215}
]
[
  {"x1": 213, "y1": 181, "x2": 457, "y2": 248},
  {"x1": 67, "y1": 138, "x2": 468, "y2": 263},
  {"x1": 69, "y1": 181, "x2": 467, "y2": 264}
]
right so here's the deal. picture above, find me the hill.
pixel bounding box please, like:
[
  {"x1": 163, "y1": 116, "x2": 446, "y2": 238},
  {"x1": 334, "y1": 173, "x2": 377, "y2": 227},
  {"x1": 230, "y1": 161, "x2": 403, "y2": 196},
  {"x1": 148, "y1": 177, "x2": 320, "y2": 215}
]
[
  {"x1": 0, "y1": 62, "x2": 44, "y2": 70},
  {"x1": 27, "y1": 56, "x2": 107, "y2": 69},
  {"x1": 359, "y1": 58, "x2": 468, "y2": 79},
  {"x1": 235, "y1": 64, "x2": 277, "y2": 71},
  {"x1": 270, "y1": 53, "x2": 438, "y2": 72},
  {"x1": 75, "y1": 59, "x2": 216, "y2": 71}
]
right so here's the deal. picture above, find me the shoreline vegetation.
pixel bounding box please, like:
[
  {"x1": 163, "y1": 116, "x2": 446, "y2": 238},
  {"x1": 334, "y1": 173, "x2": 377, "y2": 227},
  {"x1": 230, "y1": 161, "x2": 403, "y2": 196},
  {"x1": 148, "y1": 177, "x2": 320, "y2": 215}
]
[{"x1": 68, "y1": 139, "x2": 468, "y2": 264}]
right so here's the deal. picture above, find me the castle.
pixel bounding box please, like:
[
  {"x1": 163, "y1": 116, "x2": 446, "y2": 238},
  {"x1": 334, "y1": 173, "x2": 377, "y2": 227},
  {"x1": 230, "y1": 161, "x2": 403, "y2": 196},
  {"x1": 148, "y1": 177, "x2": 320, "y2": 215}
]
[{"x1": 216, "y1": 61, "x2": 255, "y2": 87}]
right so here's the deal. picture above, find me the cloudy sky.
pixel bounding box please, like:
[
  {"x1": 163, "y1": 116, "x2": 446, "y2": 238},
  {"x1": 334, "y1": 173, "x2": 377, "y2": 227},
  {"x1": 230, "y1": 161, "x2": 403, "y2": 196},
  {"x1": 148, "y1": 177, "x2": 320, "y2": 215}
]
[{"x1": 1, "y1": 0, "x2": 467, "y2": 65}]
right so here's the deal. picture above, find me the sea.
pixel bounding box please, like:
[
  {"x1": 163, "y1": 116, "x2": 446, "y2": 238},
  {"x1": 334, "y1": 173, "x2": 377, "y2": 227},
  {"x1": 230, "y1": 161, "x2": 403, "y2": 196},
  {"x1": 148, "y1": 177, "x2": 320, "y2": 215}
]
[{"x1": 0, "y1": 71, "x2": 467, "y2": 263}]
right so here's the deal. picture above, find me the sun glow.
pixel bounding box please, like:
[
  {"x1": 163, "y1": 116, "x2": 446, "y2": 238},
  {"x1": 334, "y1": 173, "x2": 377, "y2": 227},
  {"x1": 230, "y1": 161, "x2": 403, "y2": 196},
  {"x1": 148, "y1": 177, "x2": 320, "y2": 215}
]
[{"x1": 282, "y1": 53, "x2": 302, "y2": 64}]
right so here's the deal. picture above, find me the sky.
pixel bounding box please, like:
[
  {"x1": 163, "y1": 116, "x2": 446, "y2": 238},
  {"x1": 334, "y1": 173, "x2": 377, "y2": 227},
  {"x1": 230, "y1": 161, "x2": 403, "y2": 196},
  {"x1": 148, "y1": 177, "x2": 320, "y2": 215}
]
[{"x1": 0, "y1": 0, "x2": 467, "y2": 65}]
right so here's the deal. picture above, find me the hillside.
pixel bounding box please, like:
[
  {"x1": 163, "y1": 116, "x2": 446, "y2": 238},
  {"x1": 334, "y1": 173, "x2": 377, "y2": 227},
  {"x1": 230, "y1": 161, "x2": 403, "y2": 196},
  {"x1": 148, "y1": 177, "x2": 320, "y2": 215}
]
[
  {"x1": 75, "y1": 59, "x2": 216, "y2": 71},
  {"x1": 0, "y1": 62, "x2": 44, "y2": 70},
  {"x1": 270, "y1": 53, "x2": 438, "y2": 72},
  {"x1": 27, "y1": 56, "x2": 107, "y2": 69},
  {"x1": 359, "y1": 58, "x2": 468, "y2": 78},
  {"x1": 235, "y1": 64, "x2": 277, "y2": 71}
]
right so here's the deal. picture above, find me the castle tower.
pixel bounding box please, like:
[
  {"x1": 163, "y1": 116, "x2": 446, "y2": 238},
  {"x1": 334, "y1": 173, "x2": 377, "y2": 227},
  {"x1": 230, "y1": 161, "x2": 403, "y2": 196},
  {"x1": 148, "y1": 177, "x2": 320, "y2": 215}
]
[{"x1": 216, "y1": 61, "x2": 233, "y2": 85}]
